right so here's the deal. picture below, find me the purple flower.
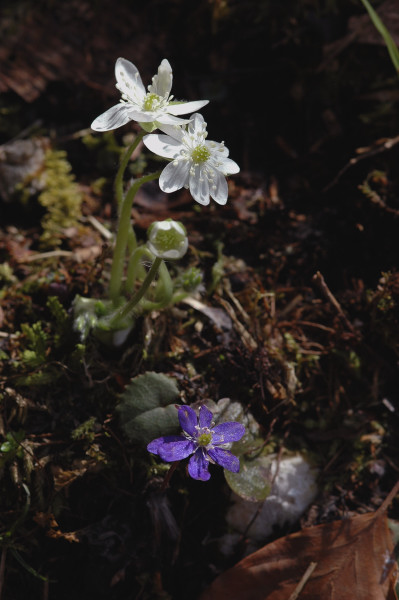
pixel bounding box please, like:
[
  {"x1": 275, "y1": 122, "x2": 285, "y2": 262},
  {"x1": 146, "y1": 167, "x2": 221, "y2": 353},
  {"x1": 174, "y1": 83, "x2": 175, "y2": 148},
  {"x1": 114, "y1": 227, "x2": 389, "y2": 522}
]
[{"x1": 147, "y1": 405, "x2": 246, "y2": 481}]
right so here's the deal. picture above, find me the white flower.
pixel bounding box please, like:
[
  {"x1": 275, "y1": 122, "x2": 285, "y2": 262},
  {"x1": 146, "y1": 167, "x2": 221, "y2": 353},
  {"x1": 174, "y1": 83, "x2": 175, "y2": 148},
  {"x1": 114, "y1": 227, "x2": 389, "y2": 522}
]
[
  {"x1": 91, "y1": 58, "x2": 209, "y2": 132},
  {"x1": 142, "y1": 113, "x2": 240, "y2": 206}
]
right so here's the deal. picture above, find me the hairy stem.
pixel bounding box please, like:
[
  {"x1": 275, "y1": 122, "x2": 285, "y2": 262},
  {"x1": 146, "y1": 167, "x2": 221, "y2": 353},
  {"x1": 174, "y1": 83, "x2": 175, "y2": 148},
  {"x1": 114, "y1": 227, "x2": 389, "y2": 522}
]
[
  {"x1": 108, "y1": 170, "x2": 161, "y2": 303},
  {"x1": 114, "y1": 131, "x2": 146, "y2": 207},
  {"x1": 109, "y1": 257, "x2": 163, "y2": 327}
]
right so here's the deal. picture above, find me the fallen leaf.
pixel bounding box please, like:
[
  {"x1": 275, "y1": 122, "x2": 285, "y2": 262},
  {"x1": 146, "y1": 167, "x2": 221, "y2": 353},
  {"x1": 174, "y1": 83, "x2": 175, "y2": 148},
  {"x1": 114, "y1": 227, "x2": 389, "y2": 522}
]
[
  {"x1": 183, "y1": 297, "x2": 232, "y2": 331},
  {"x1": 200, "y1": 509, "x2": 398, "y2": 600},
  {"x1": 34, "y1": 512, "x2": 79, "y2": 543}
]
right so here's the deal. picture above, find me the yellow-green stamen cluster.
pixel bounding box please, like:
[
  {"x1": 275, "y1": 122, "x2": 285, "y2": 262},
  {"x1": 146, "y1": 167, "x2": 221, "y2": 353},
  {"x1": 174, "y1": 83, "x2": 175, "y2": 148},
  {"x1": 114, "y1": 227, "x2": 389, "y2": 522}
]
[
  {"x1": 197, "y1": 432, "x2": 212, "y2": 447},
  {"x1": 154, "y1": 229, "x2": 183, "y2": 251},
  {"x1": 191, "y1": 145, "x2": 211, "y2": 164},
  {"x1": 143, "y1": 92, "x2": 163, "y2": 112}
]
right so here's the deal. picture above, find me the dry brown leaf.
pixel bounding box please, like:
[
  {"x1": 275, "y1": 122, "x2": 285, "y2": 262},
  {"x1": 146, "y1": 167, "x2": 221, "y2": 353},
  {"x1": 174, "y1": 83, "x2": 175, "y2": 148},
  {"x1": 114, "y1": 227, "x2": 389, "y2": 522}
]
[
  {"x1": 200, "y1": 510, "x2": 398, "y2": 600},
  {"x1": 51, "y1": 459, "x2": 93, "y2": 492},
  {"x1": 34, "y1": 512, "x2": 79, "y2": 543}
]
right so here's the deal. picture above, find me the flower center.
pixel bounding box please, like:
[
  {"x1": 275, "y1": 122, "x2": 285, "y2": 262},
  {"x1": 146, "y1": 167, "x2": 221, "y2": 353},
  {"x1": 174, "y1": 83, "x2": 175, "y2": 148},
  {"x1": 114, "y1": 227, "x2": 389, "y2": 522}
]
[
  {"x1": 197, "y1": 432, "x2": 212, "y2": 447},
  {"x1": 191, "y1": 145, "x2": 210, "y2": 164},
  {"x1": 143, "y1": 92, "x2": 163, "y2": 112},
  {"x1": 153, "y1": 229, "x2": 183, "y2": 251}
]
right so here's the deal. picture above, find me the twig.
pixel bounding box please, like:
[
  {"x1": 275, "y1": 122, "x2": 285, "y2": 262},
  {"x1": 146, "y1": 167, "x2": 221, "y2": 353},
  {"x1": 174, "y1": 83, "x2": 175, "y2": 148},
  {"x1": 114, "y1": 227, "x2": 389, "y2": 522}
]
[
  {"x1": 21, "y1": 250, "x2": 73, "y2": 262},
  {"x1": 323, "y1": 134, "x2": 399, "y2": 192},
  {"x1": 312, "y1": 271, "x2": 355, "y2": 334},
  {"x1": 86, "y1": 215, "x2": 113, "y2": 240},
  {"x1": 217, "y1": 296, "x2": 258, "y2": 351},
  {"x1": 287, "y1": 561, "x2": 318, "y2": 600}
]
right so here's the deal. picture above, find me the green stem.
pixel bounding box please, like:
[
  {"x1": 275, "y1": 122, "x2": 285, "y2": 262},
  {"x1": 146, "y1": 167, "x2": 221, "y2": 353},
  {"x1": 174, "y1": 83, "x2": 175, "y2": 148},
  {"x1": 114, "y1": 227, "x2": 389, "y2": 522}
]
[
  {"x1": 109, "y1": 257, "x2": 162, "y2": 328},
  {"x1": 108, "y1": 170, "x2": 162, "y2": 303},
  {"x1": 125, "y1": 246, "x2": 151, "y2": 293},
  {"x1": 114, "y1": 131, "x2": 146, "y2": 207},
  {"x1": 139, "y1": 260, "x2": 174, "y2": 311},
  {"x1": 169, "y1": 290, "x2": 190, "y2": 305}
]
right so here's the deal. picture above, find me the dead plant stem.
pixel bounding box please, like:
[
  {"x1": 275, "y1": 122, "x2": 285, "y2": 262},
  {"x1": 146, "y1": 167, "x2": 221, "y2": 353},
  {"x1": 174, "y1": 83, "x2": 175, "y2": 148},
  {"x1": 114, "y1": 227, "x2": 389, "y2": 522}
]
[{"x1": 288, "y1": 561, "x2": 318, "y2": 600}]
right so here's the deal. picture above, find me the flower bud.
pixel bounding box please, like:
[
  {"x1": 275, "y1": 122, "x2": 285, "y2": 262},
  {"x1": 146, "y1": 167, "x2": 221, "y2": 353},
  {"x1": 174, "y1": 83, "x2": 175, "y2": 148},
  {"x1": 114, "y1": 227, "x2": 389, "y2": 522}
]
[
  {"x1": 176, "y1": 267, "x2": 204, "y2": 293},
  {"x1": 147, "y1": 219, "x2": 188, "y2": 260}
]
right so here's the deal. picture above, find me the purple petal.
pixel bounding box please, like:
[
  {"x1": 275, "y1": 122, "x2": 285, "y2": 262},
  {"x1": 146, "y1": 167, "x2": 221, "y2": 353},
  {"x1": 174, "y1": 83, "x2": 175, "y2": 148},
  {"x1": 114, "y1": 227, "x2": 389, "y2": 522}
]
[
  {"x1": 188, "y1": 449, "x2": 211, "y2": 481},
  {"x1": 211, "y1": 422, "x2": 246, "y2": 445},
  {"x1": 147, "y1": 436, "x2": 171, "y2": 455},
  {"x1": 207, "y1": 447, "x2": 240, "y2": 473},
  {"x1": 158, "y1": 440, "x2": 196, "y2": 462},
  {"x1": 198, "y1": 405, "x2": 213, "y2": 429},
  {"x1": 178, "y1": 405, "x2": 198, "y2": 436},
  {"x1": 147, "y1": 435, "x2": 195, "y2": 462}
]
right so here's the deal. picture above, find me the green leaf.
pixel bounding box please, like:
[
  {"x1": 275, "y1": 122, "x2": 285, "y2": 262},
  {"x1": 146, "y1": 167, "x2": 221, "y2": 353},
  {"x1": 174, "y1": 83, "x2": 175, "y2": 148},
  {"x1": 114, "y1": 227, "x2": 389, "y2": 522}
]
[
  {"x1": 204, "y1": 397, "x2": 273, "y2": 501},
  {"x1": 360, "y1": 0, "x2": 399, "y2": 75},
  {"x1": 116, "y1": 371, "x2": 180, "y2": 444},
  {"x1": 122, "y1": 404, "x2": 179, "y2": 444},
  {"x1": 224, "y1": 451, "x2": 272, "y2": 502}
]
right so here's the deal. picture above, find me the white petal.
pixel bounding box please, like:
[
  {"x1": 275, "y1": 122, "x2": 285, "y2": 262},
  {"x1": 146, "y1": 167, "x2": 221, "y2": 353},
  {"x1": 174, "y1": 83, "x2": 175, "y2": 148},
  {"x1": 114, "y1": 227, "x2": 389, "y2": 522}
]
[
  {"x1": 209, "y1": 168, "x2": 228, "y2": 205},
  {"x1": 129, "y1": 110, "x2": 158, "y2": 123},
  {"x1": 207, "y1": 140, "x2": 229, "y2": 157},
  {"x1": 168, "y1": 100, "x2": 209, "y2": 115},
  {"x1": 143, "y1": 134, "x2": 183, "y2": 159},
  {"x1": 189, "y1": 165, "x2": 210, "y2": 205},
  {"x1": 157, "y1": 124, "x2": 185, "y2": 142},
  {"x1": 217, "y1": 157, "x2": 240, "y2": 176},
  {"x1": 188, "y1": 113, "x2": 205, "y2": 135},
  {"x1": 156, "y1": 113, "x2": 191, "y2": 126},
  {"x1": 115, "y1": 57, "x2": 145, "y2": 102},
  {"x1": 148, "y1": 59, "x2": 172, "y2": 97},
  {"x1": 91, "y1": 103, "x2": 134, "y2": 131},
  {"x1": 159, "y1": 160, "x2": 190, "y2": 193}
]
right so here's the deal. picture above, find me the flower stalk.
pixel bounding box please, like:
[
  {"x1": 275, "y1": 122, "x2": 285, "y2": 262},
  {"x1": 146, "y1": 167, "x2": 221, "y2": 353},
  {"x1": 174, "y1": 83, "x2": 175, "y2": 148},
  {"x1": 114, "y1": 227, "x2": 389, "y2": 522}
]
[
  {"x1": 108, "y1": 169, "x2": 162, "y2": 304},
  {"x1": 114, "y1": 130, "x2": 146, "y2": 207},
  {"x1": 108, "y1": 257, "x2": 163, "y2": 328}
]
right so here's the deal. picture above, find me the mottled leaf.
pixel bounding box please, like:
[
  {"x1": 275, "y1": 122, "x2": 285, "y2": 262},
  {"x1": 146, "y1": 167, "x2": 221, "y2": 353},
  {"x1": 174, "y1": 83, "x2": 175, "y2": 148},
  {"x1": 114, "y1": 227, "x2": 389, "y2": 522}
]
[
  {"x1": 224, "y1": 452, "x2": 272, "y2": 502},
  {"x1": 116, "y1": 371, "x2": 180, "y2": 443}
]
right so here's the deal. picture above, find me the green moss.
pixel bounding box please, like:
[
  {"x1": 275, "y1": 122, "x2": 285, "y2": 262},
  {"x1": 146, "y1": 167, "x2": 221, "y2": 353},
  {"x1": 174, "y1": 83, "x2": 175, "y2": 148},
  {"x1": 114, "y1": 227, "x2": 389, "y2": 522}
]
[
  {"x1": 0, "y1": 262, "x2": 17, "y2": 283},
  {"x1": 38, "y1": 149, "x2": 83, "y2": 248},
  {"x1": 20, "y1": 322, "x2": 48, "y2": 369},
  {"x1": 71, "y1": 417, "x2": 98, "y2": 443}
]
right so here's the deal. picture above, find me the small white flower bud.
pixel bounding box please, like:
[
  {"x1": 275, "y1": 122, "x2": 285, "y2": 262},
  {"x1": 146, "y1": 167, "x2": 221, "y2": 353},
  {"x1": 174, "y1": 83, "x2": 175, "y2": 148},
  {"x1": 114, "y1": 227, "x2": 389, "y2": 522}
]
[{"x1": 147, "y1": 219, "x2": 188, "y2": 260}]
